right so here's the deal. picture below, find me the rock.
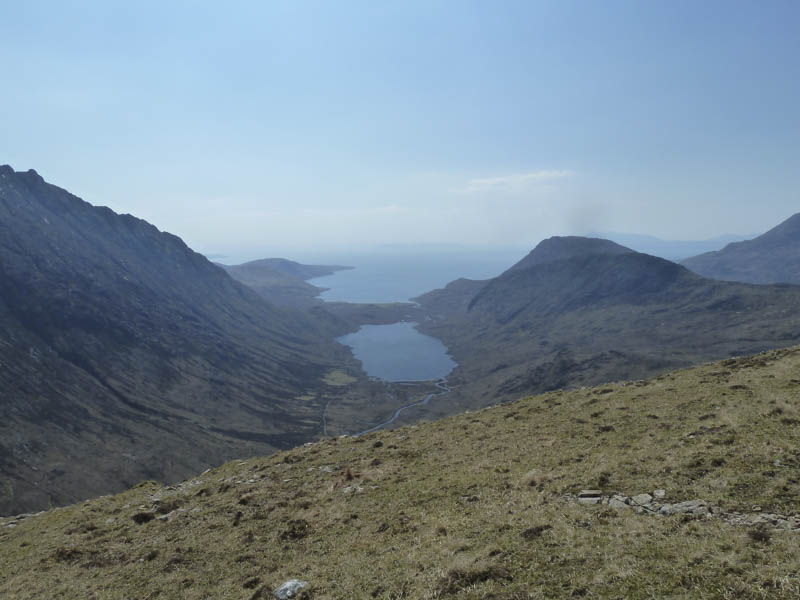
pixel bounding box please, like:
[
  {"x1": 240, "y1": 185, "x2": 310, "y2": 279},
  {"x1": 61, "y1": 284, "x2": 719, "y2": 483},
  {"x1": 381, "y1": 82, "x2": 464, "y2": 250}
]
[
  {"x1": 659, "y1": 500, "x2": 708, "y2": 516},
  {"x1": 653, "y1": 489, "x2": 666, "y2": 500},
  {"x1": 275, "y1": 579, "x2": 308, "y2": 599},
  {"x1": 632, "y1": 493, "x2": 653, "y2": 506},
  {"x1": 578, "y1": 490, "x2": 603, "y2": 498},
  {"x1": 578, "y1": 496, "x2": 602, "y2": 505},
  {"x1": 609, "y1": 497, "x2": 630, "y2": 509}
]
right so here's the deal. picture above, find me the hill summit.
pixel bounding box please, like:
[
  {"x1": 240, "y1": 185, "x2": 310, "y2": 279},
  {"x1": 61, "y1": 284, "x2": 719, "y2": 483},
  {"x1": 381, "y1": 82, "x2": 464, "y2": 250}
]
[{"x1": 506, "y1": 236, "x2": 634, "y2": 272}]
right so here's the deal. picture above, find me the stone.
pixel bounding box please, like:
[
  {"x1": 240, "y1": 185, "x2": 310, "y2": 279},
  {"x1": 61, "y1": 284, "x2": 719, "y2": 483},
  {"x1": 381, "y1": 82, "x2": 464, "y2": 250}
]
[
  {"x1": 632, "y1": 493, "x2": 653, "y2": 506},
  {"x1": 653, "y1": 489, "x2": 666, "y2": 500},
  {"x1": 578, "y1": 490, "x2": 603, "y2": 498},
  {"x1": 275, "y1": 579, "x2": 308, "y2": 599},
  {"x1": 609, "y1": 497, "x2": 630, "y2": 509},
  {"x1": 659, "y1": 500, "x2": 708, "y2": 516},
  {"x1": 578, "y1": 496, "x2": 602, "y2": 505}
]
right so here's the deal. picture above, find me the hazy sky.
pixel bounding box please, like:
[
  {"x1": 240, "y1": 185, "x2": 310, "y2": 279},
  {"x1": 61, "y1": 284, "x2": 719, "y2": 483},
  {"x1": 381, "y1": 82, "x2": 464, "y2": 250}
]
[{"x1": 3, "y1": 1, "x2": 799, "y2": 258}]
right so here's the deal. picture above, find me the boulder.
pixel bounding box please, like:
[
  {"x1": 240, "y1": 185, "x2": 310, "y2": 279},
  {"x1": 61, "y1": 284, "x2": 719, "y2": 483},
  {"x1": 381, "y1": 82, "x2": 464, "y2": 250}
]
[
  {"x1": 275, "y1": 579, "x2": 308, "y2": 599},
  {"x1": 577, "y1": 489, "x2": 604, "y2": 505},
  {"x1": 609, "y1": 497, "x2": 630, "y2": 509}
]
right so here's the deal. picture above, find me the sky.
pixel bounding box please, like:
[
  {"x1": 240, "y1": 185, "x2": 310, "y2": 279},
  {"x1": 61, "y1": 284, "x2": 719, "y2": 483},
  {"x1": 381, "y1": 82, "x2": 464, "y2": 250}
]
[{"x1": 2, "y1": 0, "x2": 800, "y2": 260}]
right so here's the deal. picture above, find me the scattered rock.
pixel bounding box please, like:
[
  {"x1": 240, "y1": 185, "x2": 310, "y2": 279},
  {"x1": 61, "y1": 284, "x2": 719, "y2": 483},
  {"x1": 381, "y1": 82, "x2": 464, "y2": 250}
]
[
  {"x1": 608, "y1": 496, "x2": 630, "y2": 509},
  {"x1": 570, "y1": 486, "x2": 800, "y2": 532},
  {"x1": 577, "y1": 489, "x2": 603, "y2": 505},
  {"x1": 274, "y1": 579, "x2": 308, "y2": 599},
  {"x1": 659, "y1": 500, "x2": 708, "y2": 516}
]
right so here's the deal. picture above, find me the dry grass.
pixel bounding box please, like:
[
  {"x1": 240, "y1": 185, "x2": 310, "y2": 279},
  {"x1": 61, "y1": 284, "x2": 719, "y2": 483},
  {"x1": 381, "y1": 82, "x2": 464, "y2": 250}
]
[{"x1": 3, "y1": 347, "x2": 800, "y2": 598}]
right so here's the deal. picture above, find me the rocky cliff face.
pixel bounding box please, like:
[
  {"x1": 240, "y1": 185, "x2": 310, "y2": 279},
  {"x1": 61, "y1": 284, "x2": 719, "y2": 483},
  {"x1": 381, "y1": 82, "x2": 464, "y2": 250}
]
[
  {"x1": 682, "y1": 213, "x2": 800, "y2": 284},
  {"x1": 0, "y1": 166, "x2": 346, "y2": 515}
]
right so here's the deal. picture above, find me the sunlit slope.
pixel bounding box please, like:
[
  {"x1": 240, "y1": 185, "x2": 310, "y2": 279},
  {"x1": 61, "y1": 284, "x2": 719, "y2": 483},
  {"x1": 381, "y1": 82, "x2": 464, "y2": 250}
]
[{"x1": 3, "y1": 346, "x2": 800, "y2": 599}]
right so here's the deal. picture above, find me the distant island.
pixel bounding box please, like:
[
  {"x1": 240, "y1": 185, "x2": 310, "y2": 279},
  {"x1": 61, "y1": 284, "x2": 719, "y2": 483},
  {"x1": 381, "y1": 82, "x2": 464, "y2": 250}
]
[{"x1": 218, "y1": 258, "x2": 353, "y2": 306}]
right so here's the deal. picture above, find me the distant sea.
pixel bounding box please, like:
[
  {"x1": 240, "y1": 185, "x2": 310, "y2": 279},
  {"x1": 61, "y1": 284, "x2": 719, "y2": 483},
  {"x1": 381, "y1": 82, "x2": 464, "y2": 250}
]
[{"x1": 307, "y1": 248, "x2": 525, "y2": 304}]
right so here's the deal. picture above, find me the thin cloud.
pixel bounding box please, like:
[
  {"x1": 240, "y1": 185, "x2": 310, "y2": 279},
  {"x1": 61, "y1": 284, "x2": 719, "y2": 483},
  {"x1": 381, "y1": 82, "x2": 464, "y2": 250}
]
[{"x1": 453, "y1": 169, "x2": 575, "y2": 194}]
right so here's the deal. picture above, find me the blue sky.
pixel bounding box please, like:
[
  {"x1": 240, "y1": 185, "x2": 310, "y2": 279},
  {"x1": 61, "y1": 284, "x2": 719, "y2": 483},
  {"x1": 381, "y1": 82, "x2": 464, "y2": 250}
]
[{"x1": 2, "y1": 1, "x2": 799, "y2": 258}]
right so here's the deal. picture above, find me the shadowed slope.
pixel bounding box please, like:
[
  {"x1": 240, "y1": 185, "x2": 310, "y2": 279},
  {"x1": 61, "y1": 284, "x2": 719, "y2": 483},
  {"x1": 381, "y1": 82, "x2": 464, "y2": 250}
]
[{"x1": 0, "y1": 166, "x2": 346, "y2": 515}]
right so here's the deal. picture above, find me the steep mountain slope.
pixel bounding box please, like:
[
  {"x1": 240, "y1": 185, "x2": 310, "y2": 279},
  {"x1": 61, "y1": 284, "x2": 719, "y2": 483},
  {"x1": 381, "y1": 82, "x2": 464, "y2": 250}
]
[
  {"x1": 219, "y1": 258, "x2": 351, "y2": 306},
  {"x1": 0, "y1": 166, "x2": 351, "y2": 515},
  {"x1": 682, "y1": 213, "x2": 800, "y2": 283},
  {"x1": 412, "y1": 236, "x2": 800, "y2": 419},
  {"x1": 3, "y1": 346, "x2": 800, "y2": 599}
]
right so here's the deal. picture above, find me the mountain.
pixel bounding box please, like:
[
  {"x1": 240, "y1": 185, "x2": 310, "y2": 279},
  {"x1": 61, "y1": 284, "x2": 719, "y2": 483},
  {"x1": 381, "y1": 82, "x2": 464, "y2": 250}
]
[
  {"x1": 507, "y1": 236, "x2": 634, "y2": 271},
  {"x1": 219, "y1": 258, "x2": 352, "y2": 306},
  {"x1": 412, "y1": 236, "x2": 800, "y2": 419},
  {"x1": 590, "y1": 231, "x2": 751, "y2": 261},
  {"x1": 0, "y1": 166, "x2": 354, "y2": 515},
  {"x1": 3, "y1": 346, "x2": 800, "y2": 598},
  {"x1": 681, "y1": 213, "x2": 800, "y2": 283}
]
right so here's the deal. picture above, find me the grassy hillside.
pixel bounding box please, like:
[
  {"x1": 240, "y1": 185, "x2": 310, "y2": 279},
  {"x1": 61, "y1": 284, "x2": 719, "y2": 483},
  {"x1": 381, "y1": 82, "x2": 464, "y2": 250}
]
[{"x1": 3, "y1": 346, "x2": 800, "y2": 599}]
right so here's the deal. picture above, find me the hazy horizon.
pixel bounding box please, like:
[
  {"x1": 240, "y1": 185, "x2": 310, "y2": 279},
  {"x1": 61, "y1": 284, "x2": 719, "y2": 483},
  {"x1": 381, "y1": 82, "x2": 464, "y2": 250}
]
[{"x1": 3, "y1": 1, "x2": 799, "y2": 257}]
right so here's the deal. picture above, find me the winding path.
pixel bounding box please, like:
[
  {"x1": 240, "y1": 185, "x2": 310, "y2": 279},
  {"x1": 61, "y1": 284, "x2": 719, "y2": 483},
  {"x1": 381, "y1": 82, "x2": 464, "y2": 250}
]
[{"x1": 355, "y1": 379, "x2": 452, "y2": 436}]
